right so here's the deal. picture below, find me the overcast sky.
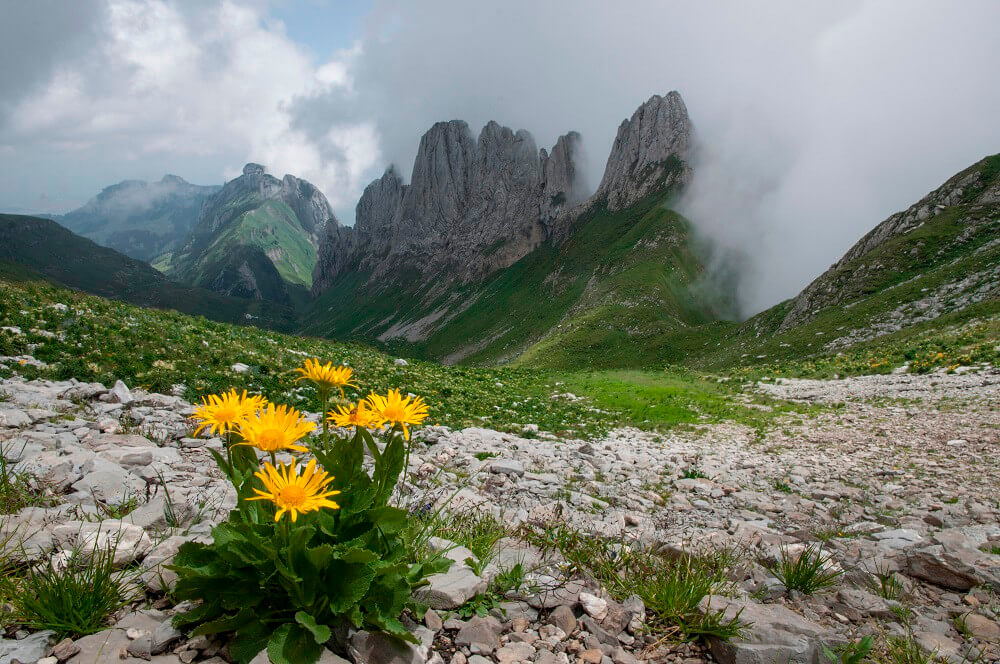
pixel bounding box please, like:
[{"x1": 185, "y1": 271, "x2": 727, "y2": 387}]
[{"x1": 2, "y1": 1, "x2": 998, "y2": 314}]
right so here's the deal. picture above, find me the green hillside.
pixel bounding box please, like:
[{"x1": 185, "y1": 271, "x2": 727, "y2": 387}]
[
  {"x1": 303, "y1": 153, "x2": 999, "y2": 376},
  {"x1": 674, "y1": 153, "x2": 1000, "y2": 377},
  {"x1": 0, "y1": 276, "x2": 816, "y2": 438},
  {"x1": 303, "y1": 191, "x2": 734, "y2": 367},
  {"x1": 0, "y1": 214, "x2": 298, "y2": 331},
  {"x1": 173, "y1": 199, "x2": 316, "y2": 289}
]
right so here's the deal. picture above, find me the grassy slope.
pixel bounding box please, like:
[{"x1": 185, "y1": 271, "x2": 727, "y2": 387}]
[
  {"x1": 184, "y1": 200, "x2": 316, "y2": 288},
  {"x1": 303, "y1": 191, "x2": 731, "y2": 368},
  {"x1": 0, "y1": 214, "x2": 298, "y2": 331},
  {"x1": 676, "y1": 155, "x2": 1000, "y2": 377},
  {"x1": 0, "y1": 276, "x2": 813, "y2": 438}
]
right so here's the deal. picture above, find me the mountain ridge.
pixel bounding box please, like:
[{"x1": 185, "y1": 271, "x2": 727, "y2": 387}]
[
  {"x1": 165, "y1": 163, "x2": 337, "y2": 303},
  {"x1": 58, "y1": 175, "x2": 219, "y2": 262},
  {"x1": 0, "y1": 214, "x2": 299, "y2": 330}
]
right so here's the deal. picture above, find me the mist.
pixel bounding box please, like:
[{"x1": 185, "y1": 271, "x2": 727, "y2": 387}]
[
  {"x1": 290, "y1": 0, "x2": 1000, "y2": 315},
  {"x1": 2, "y1": 1, "x2": 999, "y2": 316}
]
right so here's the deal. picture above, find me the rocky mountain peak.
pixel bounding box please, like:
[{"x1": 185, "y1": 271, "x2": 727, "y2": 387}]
[
  {"x1": 355, "y1": 166, "x2": 406, "y2": 236},
  {"x1": 312, "y1": 91, "x2": 694, "y2": 298},
  {"x1": 242, "y1": 163, "x2": 266, "y2": 177},
  {"x1": 596, "y1": 90, "x2": 692, "y2": 210}
]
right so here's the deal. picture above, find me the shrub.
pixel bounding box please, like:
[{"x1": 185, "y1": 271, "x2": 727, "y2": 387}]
[
  {"x1": 767, "y1": 544, "x2": 841, "y2": 594},
  {"x1": 169, "y1": 372, "x2": 450, "y2": 664}
]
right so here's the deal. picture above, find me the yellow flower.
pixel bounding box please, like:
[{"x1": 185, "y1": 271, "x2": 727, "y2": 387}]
[
  {"x1": 192, "y1": 389, "x2": 267, "y2": 437},
  {"x1": 327, "y1": 400, "x2": 385, "y2": 429},
  {"x1": 365, "y1": 389, "x2": 429, "y2": 440},
  {"x1": 234, "y1": 403, "x2": 316, "y2": 453},
  {"x1": 293, "y1": 359, "x2": 357, "y2": 394},
  {"x1": 247, "y1": 458, "x2": 341, "y2": 522}
]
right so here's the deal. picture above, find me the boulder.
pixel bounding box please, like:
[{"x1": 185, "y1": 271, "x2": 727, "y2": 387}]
[
  {"x1": 701, "y1": 597, "x2": 839, "y2": 664},
  {"x1": 349, "y1": 627, "x2": 433, "y2": 664},
  {"x1": 0, "y1": 630, "x2": 56, "y2": 664},
  {"x1": 52, "y1": 519, "x2": 152, "y2": 567},
  {"x1": 906, "y1": 545, "x2": 998, "y2": 591},
  {"x1": 71, "y1": 467, "x2": 146, "y2": 504}
]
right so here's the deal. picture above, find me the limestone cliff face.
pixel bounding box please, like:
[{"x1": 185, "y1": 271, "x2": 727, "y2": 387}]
[
  {"x1": 595, "y1": 91, "x2": 692, "y2": 211},
  {"x1": 312, "y1": 122, "x2": 587, "y2": 293},
  {"x1": 312, "y1": 91, "x2": 692, "y2": 296}
]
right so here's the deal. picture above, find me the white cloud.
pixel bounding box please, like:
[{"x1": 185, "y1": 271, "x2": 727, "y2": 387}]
[
  {"x1": 3, "y1": 0, "x2": 999, "y2": 315},
  {"x1": 1, "y1": 0, "x2": 377, "y2": 214}
]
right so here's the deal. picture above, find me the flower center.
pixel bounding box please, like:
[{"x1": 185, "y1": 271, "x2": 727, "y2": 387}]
[
  {"x1": 382, "y1": 405, "x2": 405, "y2": 422},
  {"x1": 216, "y1": 406, "x2": 239, "y2": 422},
  {"x1": 258, "y1": 428, "x2": 285, "y2": 449},
  {"x1": 278, "y1": 484, "x2": 307, "y2": 507}
]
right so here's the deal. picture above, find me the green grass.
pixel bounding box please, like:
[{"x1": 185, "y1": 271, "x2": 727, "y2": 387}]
[
  {"x1": 0, "y1": 445, "x2": 49, "y2": 514},
  {"x1": 766, "y1": 544, "x2": 841, "y2": 594},
  {"x1": 0, "y1": 277, "x2": 810, "y2": 439},
  {"x1": 526, "y1": 525, "x2": 748, "y2": 641},
  {"x1": 1, "y1": 546, "x2": 135, "y2": 638}
]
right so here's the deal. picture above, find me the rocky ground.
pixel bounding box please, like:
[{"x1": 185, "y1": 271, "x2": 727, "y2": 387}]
[{"x1": 0, "y1": 371, "x2": 998, "y2": 664}]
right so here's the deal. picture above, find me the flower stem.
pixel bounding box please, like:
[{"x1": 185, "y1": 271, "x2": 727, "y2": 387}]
[{"x1": 321, "y1": 388, "x2": 330, "y2": 447}]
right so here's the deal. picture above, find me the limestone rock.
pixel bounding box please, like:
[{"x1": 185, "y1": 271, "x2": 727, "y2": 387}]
[
  {"x1": 701, "y1": 597, "x2": 839, "y2": 664},
  {"x1": 52, "y1": 519, "x2": 153, "y2": 567},
  {"x1": 595, "y1": 91, "x2": 692, "y2": 211},
  {"x1": 0, "y1": 630, "x2": 56, "y2": 664}
]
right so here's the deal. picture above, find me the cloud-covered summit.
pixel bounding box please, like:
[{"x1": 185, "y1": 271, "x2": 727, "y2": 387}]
[{"x1": 2, "y1": 0, "x2": 999, "y2": 314}]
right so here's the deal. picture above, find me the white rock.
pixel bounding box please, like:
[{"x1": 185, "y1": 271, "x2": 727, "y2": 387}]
[
  {"x1": 110, "y1": 380, "x2": 133, "y2": 404},
  {"x1": 579, "y1": 591, "x2": 609, "y2": 621}
]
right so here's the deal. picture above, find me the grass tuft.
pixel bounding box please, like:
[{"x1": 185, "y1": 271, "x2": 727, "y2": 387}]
[
  {"x1": 2, "y1": 545, "x2": 135, "y2": 638},
  {"x1": 527, "y1": 525, "x2": 748, "y2": 641},
  {"x1": 767, "y1": 544, "x2": 841, "y2": 594}
]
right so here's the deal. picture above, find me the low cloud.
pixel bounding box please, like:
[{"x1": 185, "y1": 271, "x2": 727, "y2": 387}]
[{"x1": 3, "y1": 0, "x2": 999, "y2": 314}]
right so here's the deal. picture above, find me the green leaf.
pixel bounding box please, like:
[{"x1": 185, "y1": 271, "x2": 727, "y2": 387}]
[
  {"x1": 367, "y1": 506, "x2": 408, "y2": 533},
  {"x1": 267, "y1": 623, "x2": 323, "y2": 664},
  {"x1": 372, "y1": 434, "x2": 405, "y2": 504},
  {"x1": 294, "y1": 611, "x2": 332, "y2": 645},
  {"x1": 192, "y1": 608, "x2": 258, "y2": 636},
  {"x1": 340, "y1": 547, "x2": 379, "y2": 565},
  {"x1": 304, "y1": 543, "x2": 335, "y2": 570},
  {"x1": 230, "y1": 620, "x2": 272, "y2": 664}
]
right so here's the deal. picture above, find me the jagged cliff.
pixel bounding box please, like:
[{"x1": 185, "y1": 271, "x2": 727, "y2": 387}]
[
  {"x1": 312, "y1": 123, "x2": 587, "y2": 294},
  {"x1": 312, "y1": 91, "x2": 691, "y2": 296},
  {"x1": 304, "y1": 91, "x2": 707, "y2": 364},
  {"x1": 596, "y1": 91, "x2": 692, "y2": 211},
  {"x1": 168, "y1": 164, "x2": 336, "y2": 302}
]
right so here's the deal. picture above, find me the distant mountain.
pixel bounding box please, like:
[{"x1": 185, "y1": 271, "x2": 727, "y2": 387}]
[
  {"x1": 59, "y1": 175, "x2": 219, "y2": 262},
  {"x1": 165, "y1": 164, "x2": 335, "y2": 305},
  {"x1": 302, "y1": 92, "x2": 729, "y2": 366},
  {"x1": 0, "y1": 214, "x2": 298, "y2": 330}
]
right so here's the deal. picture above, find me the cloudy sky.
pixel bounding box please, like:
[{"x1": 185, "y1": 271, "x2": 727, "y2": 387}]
[{"x1": 2, "y1": 1, "x2": 999, "y2": 314}]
